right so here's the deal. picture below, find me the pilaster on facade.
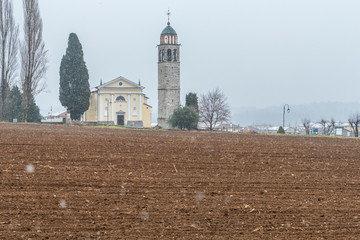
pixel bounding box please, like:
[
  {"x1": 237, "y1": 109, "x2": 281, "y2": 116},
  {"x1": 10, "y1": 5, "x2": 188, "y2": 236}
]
[
  {"x1": 139, "y1": 95, "x2": 142, "y2": 121},
  {"x1": 127, "y1": 94, "x2": 131, "y2": 121},
  {"x1": 111, "y1": 94, "x2": 114, "y2": 123},
  {"x1": 98, "y1": 93, "x2": 102, "y2": 122}
]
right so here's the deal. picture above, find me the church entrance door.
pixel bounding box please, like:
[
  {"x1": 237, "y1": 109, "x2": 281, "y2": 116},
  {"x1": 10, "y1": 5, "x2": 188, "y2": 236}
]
[{"x1": 117, "y1": 115, "x2": 125, "y2": 126}]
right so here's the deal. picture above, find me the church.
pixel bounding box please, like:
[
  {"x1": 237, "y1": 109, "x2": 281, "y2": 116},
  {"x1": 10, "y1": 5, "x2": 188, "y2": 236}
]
[
  {"x1": 84, "y1": 76, "x2": 152, "y2": 128},
  {"x1": 84, "y1": 12, "x2": 180, "y2": 129}
]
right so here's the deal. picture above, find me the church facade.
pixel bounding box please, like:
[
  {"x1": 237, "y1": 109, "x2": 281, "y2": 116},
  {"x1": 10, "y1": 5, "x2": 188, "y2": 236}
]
[
  {"x1": 157, "y1": 15, "x2": 181, "y2": 129},
  {"x1": 84, "y1": 76, "x2": 152, "y2": 128}
]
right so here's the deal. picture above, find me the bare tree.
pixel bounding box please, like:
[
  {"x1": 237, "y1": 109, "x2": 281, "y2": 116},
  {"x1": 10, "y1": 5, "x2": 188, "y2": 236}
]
[
  {"x1": 0, "y1": 0, "x2": 19, "y2": 120},
  {"x1": 199, "y1": 87, "x2": 231, "y2": 131},
  {"x1": 302, "y1": 118, "x2": 311, "y2": 135},
  {"x1": 20, "y1": 0, "x2": 48, "y2": 122},
  {"x1": 348, "y1": 113, "x2": 360, "y2": 137},
  {"x1": 319, "y1": 118, "x2": 328, "y2": 135},
  {"x1": 319, "y1": 118, "x2": 336, "y2": 136},
  {"x1": 327, "y1": 118, "x2": 336, "y2": 135}
]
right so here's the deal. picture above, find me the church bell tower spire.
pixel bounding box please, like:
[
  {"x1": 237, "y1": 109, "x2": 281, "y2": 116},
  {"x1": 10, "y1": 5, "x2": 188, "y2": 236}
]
[{"x1": 167, "y1": 9, "x2": 171, "y2": 25}]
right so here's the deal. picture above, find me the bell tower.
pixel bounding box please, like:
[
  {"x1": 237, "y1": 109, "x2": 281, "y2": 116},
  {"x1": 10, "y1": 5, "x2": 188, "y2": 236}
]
[{"x1": 157, "y1": 10, "x2": 180, "y2": 129}]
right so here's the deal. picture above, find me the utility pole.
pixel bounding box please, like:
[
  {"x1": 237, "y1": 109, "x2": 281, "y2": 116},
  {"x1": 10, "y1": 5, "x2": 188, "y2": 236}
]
[{"x1": 283, "y1": 104, "x2": 290, "y2": 128}]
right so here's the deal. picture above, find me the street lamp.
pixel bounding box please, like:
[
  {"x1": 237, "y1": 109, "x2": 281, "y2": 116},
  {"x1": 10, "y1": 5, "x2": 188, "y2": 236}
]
[{"x1": 283, "y1": 104, "x2": 290, "y2": 128}]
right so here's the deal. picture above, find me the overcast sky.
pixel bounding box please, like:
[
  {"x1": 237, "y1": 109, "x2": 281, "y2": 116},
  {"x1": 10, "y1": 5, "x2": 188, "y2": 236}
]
[{"x1": 11, "y1": 0, "x2": 360, "y2": 122}]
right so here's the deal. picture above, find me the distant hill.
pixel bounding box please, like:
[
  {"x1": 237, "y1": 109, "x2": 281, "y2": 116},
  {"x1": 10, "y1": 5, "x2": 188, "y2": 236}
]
[{"x1": 233, "y1": 102, "x2": 360, "y2": 126}]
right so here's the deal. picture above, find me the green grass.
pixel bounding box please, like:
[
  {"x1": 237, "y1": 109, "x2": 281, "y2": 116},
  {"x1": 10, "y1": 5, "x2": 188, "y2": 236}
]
[
  {"x1": 0, "y1": 121, "x2": 40, "y2": 125},
  {"x1": 93, "y1": 125, "x2": 127, "y2": 130}
]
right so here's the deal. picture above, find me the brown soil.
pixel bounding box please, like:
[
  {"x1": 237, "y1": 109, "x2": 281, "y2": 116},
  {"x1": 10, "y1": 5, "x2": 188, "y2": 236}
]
[{"x1": 1, "y1": 123, "x2": 360, "y2": 239}]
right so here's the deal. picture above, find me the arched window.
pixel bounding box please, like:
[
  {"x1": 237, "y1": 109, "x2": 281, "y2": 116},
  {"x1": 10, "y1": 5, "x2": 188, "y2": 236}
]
[
  {"x1": 115, "y1": 96, "x2": 126, "y2": 102},
  {"x1": 167, "y1": 49, "x2": 172, "y2": 61},
  {"x1": 164, "y1": 36, "x2": 168, "y2": 44},
  {"x1": 173, "y1": 49, "x2": 177, "y2": 61},
  {"x1": 133, "y1": 107, "x2": 137, "y2": 116},
  {"x1": 159, "y1": 50, "x2": 162, "y2": 62},
  {"x1": 161, "y1": 49, "x2": 165, "y2": 61}
]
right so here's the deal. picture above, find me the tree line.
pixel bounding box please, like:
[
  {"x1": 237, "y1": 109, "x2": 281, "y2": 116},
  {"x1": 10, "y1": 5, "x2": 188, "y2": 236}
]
[{"x1": 0, "y1": 0, "x2": 46, "y2": 122}]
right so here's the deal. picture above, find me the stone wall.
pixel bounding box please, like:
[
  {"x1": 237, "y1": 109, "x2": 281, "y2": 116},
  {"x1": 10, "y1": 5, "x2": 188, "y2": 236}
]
[{"x1": 127, "y1": 121, "x2": 144, "y2": 128}]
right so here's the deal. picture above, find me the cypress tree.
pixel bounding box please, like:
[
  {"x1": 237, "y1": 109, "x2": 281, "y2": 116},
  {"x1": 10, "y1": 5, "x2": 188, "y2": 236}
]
[
  {"x1": 6, "y1": 86, "x2": 23, "y2": 122},
  {"x1": 185, "y1": 92, "x2": 199, "y2": 113},
  {"x1": 59, "y1": 33, "x2": 90, "y2": 120},
  {"x1": 27, "y1": 98, "x2": 41, "y2": 122},
  {"x1": 277, "y1": 126, "x2": 285, "y2": 134}
]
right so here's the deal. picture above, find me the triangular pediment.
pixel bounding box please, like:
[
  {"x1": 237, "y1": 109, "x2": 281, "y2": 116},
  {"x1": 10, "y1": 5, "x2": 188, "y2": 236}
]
[
  {"x1": 116, "y1": 110, "x2": 126, "y2": 115},
  {"x1": 96, "y1": 76, "x2": 144, "y2": 90}
]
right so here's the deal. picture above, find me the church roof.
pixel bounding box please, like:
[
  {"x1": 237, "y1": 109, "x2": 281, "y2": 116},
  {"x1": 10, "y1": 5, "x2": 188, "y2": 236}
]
[
  {"x1": 93, "y1": 76, "x2": 145, "y2": 91},
  {"x1": 161, "y1": 24, "x2": 177, "y2": 35}
]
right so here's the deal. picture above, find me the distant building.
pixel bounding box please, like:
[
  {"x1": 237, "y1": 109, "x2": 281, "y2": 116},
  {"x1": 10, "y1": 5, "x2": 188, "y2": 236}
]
[
  {"x1": 264, "y1": 126, "x2": 279, "y2": 134},
  {"x1": 84, "y1": 76, "x2": 152, "y2": 128},
  {"x1": 335, "y1": 126, "x2": 354, "y2": 137},
  {"x1": 42, "y1": 111, "x2": 67, "y2": 123},
  {"x1": 213, "y1": 123, "x2": 242, "y2": 132}
]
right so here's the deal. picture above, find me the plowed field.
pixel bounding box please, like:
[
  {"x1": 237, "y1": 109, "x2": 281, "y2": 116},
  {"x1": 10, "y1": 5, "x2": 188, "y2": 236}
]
[{"x1": 1, "y1": 123, "x2": 360, "y2": 239}]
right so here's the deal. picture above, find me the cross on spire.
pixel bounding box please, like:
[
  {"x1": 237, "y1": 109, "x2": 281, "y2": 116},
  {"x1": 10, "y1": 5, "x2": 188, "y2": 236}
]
[{"x1": 167, "y1": 9, "x2": 171, "y2": 25}]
